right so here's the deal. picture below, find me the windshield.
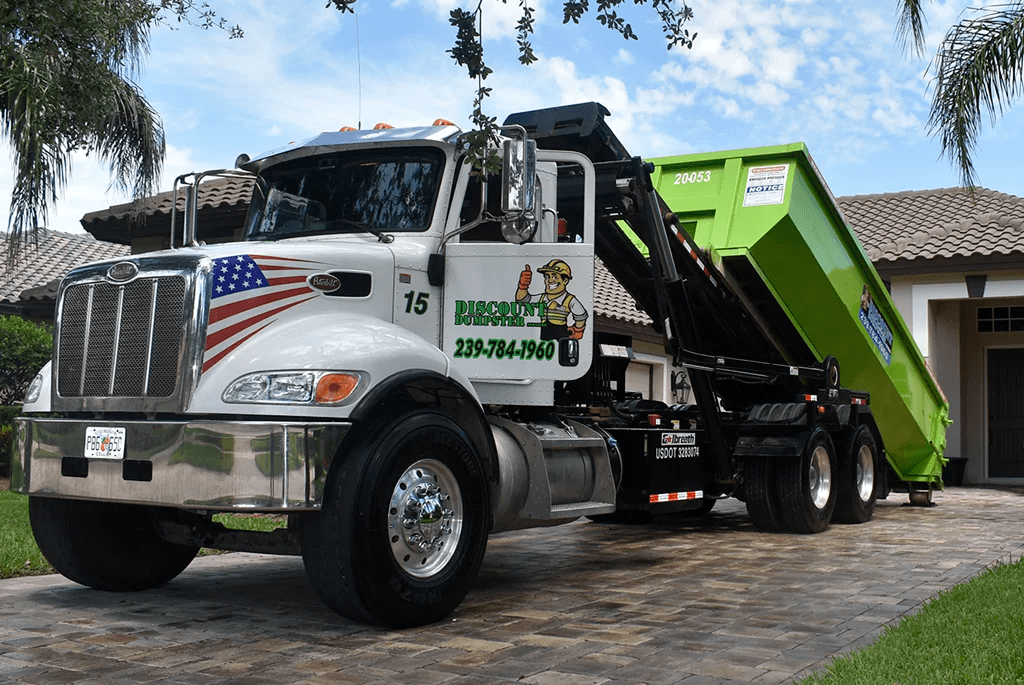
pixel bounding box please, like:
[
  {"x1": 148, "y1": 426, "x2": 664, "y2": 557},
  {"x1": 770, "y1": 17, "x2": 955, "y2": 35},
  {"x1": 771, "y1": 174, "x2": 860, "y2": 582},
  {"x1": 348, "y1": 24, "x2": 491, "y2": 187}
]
[{"x1": 243, "y1": 147, "x2": 446, "y2": 240}]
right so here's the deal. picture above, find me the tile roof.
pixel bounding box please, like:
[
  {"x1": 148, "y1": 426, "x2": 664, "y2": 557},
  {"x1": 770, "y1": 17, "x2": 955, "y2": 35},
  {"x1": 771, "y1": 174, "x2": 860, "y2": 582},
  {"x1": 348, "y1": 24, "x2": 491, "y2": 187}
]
[
  {"x1": 81, "y1": 176, "x2": 255, "y2": 226},
  {"x1": 0, "y1": 229, "x2": 129, "y2": 305},
  {"x1": 595, "y1": 258, "x2": 652, "y2": 326},
  {"x1": 837, "y1": 187, "x2": 1024, "y2": 263}
]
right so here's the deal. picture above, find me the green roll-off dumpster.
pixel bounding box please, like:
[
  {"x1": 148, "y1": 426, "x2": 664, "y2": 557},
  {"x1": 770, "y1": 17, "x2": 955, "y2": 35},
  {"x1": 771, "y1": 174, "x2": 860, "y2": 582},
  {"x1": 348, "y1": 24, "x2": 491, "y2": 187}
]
[{"x1": 649, "y1": 143, "x2": 949, "y2": 487}]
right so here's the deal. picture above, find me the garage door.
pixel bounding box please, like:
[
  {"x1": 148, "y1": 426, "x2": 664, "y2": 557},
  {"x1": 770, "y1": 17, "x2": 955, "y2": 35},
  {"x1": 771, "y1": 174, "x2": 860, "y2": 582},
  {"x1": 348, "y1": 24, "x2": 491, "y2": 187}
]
[{"x1": 625, "y1": 362, "x2": 653, "y2": 400}]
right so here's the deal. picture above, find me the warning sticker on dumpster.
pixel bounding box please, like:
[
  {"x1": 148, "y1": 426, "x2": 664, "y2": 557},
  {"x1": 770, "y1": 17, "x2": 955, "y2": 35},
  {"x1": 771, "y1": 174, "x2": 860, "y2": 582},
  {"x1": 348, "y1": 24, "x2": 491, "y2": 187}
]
[
  {"x1": 743, "y1": 164, "x2": 789, "y2": 207},
  {"x1": 858, "y1": 285, "x2": 893, "y2": 365}
]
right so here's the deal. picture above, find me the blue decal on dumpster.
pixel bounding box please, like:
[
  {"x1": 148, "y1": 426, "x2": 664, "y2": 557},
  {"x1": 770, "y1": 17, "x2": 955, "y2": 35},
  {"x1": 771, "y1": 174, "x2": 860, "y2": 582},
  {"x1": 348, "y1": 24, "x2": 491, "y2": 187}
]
[{"x1": 858, "y1": 285, "x2": 893, "y2": 365}]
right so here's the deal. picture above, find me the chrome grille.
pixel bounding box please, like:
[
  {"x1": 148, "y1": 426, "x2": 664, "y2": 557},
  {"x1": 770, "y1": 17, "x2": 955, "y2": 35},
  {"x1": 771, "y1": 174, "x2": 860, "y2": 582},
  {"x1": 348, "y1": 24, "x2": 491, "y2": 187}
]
[{"x1": 57, "y1": 277, "x2": 188, "y2": 398}]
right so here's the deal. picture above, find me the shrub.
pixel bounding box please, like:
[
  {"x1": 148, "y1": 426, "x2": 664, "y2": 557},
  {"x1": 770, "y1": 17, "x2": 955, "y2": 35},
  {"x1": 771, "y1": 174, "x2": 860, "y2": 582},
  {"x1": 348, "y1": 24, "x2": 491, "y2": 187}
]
[
  {"x1": 0, "y1": 406, "x2": 20, "y2": 478},
  {"x1": 0, "y1": 316, "x2": 50, "y2": 479},
  {"x1": 0, "y1": 423, "x2": 12, "y2": 479},
  {"x1": 0, "y1": 316, "x2": 51, "y2": 406}
]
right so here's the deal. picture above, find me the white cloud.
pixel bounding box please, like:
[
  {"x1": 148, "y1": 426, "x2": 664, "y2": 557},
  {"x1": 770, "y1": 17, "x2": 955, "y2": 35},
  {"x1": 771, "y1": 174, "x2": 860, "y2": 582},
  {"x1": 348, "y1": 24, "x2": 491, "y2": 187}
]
[
  {"x1": 800, "y1": 27, "x2": 828, "y2": 46},
  {"x1": 761, "y1": 46, "x2": 805, "y2": 87},
  {"x1": 872, "y1": 97, "x2": 920, "y2": 133}
]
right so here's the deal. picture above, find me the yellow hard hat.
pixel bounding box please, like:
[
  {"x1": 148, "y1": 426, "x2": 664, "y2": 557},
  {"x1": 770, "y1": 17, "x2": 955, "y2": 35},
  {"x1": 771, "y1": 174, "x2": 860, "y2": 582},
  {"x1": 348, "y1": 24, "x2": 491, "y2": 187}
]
[{"x1": 537, "y1": 259, "x2": 572, "y2": 280}]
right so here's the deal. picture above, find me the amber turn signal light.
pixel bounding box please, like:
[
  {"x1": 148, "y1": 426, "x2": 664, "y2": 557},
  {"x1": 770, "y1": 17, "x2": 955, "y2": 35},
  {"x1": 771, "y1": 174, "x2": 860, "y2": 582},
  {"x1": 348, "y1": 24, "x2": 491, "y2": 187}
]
[{"x1": 315, "y1": 373, "x2": 360, "y2": 404}]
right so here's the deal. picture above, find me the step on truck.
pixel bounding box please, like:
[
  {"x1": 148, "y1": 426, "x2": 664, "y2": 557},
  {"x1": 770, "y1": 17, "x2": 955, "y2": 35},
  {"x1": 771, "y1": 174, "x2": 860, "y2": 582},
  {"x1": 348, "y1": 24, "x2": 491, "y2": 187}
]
[{"x1": 13, "y1": 102, "x2": 949, "y2": 627}]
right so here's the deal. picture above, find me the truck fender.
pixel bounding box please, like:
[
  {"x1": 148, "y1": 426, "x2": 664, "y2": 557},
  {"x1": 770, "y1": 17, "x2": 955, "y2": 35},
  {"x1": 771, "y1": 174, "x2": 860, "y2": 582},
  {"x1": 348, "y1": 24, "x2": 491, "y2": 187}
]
[
  {"x1": 346, "y1": 369, "x2": 498, "y2": 488},
  {"x1": 191, "y1": 313, "x2": 477, "y2": 417}
]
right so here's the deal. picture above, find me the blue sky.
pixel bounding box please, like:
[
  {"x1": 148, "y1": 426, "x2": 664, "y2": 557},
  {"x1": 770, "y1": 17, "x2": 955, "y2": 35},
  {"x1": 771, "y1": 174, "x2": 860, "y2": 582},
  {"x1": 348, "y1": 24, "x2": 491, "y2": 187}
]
[{"x1": 4, "y1": 0, "x2": 1023, "y2": 236}]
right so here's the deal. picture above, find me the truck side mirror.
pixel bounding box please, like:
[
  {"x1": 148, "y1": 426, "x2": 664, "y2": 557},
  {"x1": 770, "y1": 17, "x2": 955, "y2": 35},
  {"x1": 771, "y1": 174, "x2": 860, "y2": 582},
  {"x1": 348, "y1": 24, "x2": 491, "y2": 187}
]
[{"x1": 501, "y1": 138, "x2": 538, "y2": 244}]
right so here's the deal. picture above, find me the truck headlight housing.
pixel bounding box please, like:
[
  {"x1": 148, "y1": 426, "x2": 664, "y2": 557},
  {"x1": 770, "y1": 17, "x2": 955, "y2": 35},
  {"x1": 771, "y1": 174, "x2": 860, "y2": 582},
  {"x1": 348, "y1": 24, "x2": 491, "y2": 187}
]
[
  {"x1": 24, "y1": 373, "x2": 44, "y2": 404},
  {"x1": 223, "y1": 371, "x2": 364, "y2": 405}
]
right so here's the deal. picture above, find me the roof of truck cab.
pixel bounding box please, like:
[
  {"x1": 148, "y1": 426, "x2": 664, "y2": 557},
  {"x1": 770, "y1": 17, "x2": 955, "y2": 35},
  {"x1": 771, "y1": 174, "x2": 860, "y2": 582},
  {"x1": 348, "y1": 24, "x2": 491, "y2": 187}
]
[{"x1": 242, "y1": 125, "x2": 462, "y2": 172}]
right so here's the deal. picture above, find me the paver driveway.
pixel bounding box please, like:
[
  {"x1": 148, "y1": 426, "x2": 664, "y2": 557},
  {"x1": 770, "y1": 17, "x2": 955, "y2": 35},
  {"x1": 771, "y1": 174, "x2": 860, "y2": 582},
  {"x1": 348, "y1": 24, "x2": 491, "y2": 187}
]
[{"x1": 1, "y1": 487, "x2": 1022, "y2": 685}]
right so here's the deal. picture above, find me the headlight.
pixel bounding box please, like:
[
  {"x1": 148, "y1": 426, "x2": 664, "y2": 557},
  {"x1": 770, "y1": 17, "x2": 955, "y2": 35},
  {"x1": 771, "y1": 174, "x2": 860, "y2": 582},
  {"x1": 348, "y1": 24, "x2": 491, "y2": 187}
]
[
  {"x1": 24, "y1": 374, "x2": 44, "y2": 404},
  {"x1": 223, "y1": 371, "x2": 363, "y2": 405}
]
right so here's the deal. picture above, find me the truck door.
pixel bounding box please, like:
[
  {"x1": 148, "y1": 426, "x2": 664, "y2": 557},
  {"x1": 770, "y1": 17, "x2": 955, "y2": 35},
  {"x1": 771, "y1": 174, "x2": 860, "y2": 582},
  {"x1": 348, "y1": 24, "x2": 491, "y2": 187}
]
[{"x1": 441, "y1": 153, "x2": 595, "y2": 384}]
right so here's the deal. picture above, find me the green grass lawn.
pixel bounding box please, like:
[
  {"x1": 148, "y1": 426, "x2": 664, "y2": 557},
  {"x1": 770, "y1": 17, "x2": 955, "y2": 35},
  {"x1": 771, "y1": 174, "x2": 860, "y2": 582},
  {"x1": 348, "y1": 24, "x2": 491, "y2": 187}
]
[{"x1": 0, "y1": 490, "x2": 53, "y2": 577}]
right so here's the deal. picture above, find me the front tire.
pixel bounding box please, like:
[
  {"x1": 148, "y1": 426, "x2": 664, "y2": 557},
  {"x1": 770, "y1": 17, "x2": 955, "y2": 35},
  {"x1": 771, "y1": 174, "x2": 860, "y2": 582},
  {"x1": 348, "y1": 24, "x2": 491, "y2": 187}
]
[
  {"x1": 833, "y1": 427, "x2": 878, "y2": 523},
  {"x1": 29, "y1": 497, "x2": 199, "y2": 591},
  {"x1": 300, "y1": 411, "x2": 490, "y2": 627},
  {"x1": 777, "y1": 430, "x2": 837, "y2": 533}
]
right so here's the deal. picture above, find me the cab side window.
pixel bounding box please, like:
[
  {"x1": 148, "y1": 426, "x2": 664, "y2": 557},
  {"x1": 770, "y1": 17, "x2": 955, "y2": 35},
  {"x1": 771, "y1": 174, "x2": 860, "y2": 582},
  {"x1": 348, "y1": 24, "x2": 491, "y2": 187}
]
[{"x1": 459, "y1": 175, "x2": 505, "y2": 242}]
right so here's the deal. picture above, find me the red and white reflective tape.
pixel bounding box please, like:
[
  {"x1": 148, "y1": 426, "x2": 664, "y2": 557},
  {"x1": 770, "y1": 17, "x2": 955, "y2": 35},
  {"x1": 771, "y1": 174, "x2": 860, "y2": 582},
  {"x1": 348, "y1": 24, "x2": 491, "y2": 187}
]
[
  {"x1": 671, "y1": 228, "x2": 718, "y2": 288},
  {"x1": 649, "y1": 490, "x2": 703, "y2": 503},
  {"x1": 852, "y1": 397, "x2": 868, "y2": 405}
]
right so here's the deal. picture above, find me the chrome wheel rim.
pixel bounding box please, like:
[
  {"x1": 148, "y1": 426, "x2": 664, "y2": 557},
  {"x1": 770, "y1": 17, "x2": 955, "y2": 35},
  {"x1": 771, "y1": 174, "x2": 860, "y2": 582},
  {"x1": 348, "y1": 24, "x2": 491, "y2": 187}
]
[
  {"x1": 855, "y1": 444, "x2": 875, "y2": 502},
  {"x1": 388, "y1": 459, "x2": 463, "y2": 578},
  {"x1": 809, "y1": 445, "x2": 832, "y2": 510}
]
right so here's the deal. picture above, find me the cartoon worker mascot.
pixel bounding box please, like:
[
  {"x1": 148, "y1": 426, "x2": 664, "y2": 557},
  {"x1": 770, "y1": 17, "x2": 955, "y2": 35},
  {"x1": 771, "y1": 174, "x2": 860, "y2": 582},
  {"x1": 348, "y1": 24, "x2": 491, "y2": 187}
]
[{"x1": 516, "y1": 259, "x2": 589, "y2": 341}]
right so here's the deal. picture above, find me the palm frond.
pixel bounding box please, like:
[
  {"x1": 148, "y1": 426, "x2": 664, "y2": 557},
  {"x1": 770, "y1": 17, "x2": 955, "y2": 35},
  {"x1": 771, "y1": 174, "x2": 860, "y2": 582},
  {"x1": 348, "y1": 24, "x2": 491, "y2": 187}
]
[
  {"x1": 1, "y1": 45, "x2": 70, "y2": 259},
  {"x1": 0, "y1": 1, "x2": 163, "y2": 263},
  {"x1": 928, "y1": 3, "x2": 1024, "y2": 189},
  {"x1": 896, "y1": 0, "x2": 928, "y2": 57},
  {"x1": 94, "y1": 77, "x2": 164, "y2": 201}
]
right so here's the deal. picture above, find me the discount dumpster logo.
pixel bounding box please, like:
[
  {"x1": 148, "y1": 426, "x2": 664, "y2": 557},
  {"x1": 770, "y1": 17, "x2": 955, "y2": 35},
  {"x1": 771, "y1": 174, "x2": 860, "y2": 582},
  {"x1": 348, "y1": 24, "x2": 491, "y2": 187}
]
[
  {"x1": 859, "y1": 285, "x2": 894, "y2": 364},
  {"x1": 452, "y1": 260, "x2": 589, "y2": 342}
]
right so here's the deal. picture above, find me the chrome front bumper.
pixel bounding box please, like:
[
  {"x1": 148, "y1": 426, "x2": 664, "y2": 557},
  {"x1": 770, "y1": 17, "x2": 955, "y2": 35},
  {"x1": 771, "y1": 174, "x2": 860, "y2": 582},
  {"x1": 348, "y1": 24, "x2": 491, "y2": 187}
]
[{"x1": 13, "y1": 417, "x2": 350, "y2": 511}]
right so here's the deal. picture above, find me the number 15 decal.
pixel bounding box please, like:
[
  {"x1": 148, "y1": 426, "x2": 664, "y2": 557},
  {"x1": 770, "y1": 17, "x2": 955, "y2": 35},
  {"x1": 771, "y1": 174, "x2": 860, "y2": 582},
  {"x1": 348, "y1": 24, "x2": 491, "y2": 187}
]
[{"x1": 403, "y1": 290, "x2": 430, "y2": 315}]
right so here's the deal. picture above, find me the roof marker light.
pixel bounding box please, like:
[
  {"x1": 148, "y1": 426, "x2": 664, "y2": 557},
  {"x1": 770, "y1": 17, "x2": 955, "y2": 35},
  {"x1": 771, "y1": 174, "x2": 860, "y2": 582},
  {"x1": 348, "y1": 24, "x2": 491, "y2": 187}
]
[
  {"x1": 433, "y1": 118, "x2": 455, "y2": 126},
  {"x1": 373, "y1": 122, "x2": 394, "y2": 130},
  {"x1": 339, "y1": 126, "x2": 357, "y2": 132}
]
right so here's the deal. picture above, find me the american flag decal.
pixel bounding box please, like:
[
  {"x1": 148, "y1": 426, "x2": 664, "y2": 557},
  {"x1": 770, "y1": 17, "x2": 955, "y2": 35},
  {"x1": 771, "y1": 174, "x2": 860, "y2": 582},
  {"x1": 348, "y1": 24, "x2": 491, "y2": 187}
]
[{"x1": 203, "y1": 254, "x2": 322, "y2": 372}]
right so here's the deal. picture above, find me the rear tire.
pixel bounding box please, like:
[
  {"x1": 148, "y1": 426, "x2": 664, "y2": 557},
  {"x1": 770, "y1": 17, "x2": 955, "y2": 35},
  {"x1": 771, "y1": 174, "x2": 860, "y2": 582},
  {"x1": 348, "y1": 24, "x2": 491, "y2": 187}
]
[
  {"x1": 744, "y1": 457, "x2": 785, "y2": 532},
  {"x1": 29, "y1": 497, "x2": 199, "y2": 591},
  {"x1": 300, "y1": 411, "x2": 490, "y2": 627},
  {"x1": 777, "y1": 430, "x2": 837, "y2": 533},
  {"x1": 833, "y1": 427, "x2": 878, "y2": 523}
]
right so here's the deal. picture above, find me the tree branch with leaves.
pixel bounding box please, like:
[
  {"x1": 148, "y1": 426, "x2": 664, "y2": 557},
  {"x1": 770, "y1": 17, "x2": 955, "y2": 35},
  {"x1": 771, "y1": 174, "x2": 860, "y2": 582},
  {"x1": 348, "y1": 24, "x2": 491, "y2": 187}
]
[
  {"x1": 0, "y1": 0, "x2": 239, "y2": 262},
  {"x1": 327, "y1": 0, "x2": 695, "y2": 172}
]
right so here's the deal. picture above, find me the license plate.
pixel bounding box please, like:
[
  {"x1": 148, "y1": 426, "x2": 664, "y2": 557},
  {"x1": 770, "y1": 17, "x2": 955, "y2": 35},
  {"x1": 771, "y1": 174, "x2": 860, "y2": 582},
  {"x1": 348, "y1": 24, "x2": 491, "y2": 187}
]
[{"x1": 84, "y1": 427, "x2": 126, "y2": 460}]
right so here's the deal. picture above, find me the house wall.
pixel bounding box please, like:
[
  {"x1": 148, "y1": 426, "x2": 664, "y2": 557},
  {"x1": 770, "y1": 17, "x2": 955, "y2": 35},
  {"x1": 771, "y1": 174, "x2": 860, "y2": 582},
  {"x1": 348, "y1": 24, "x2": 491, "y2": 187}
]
[
  {"x1": 626, "y1": 339, "x2": 676, "y2": 404},
  {"x1": 596, "y1": 317, "x2": 676, "y2": 405},
  {"x1": 930, "y1": 299, "x2": 961, "y2": 461},
  {"x1": 889, "y1": 272, "x2": 1024, "y2": 485}
]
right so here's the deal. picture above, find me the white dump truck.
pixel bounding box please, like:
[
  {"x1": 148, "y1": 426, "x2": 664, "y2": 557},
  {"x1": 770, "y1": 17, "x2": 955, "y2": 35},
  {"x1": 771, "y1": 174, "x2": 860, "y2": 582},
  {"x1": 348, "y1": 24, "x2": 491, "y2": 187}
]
[{"x1": 14, "y1": 103, "x2": 947, "y2": 627}]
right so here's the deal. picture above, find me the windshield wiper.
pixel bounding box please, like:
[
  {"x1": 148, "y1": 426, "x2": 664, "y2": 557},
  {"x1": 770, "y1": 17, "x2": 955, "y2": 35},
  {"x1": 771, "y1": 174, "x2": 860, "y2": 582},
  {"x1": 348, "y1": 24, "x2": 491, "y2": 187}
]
[{"x1": 333, "y1": 218, "x2": 394, "y2": 244}]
